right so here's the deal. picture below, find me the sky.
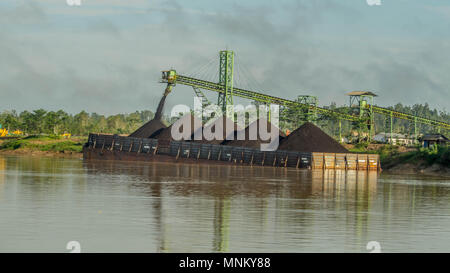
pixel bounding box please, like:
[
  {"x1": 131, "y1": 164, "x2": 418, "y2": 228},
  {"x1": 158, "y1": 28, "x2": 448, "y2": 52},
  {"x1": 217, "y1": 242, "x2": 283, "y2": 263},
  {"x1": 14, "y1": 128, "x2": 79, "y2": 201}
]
[{"x1": 0, "y1": 0, "x2": 449, "y2": 116}]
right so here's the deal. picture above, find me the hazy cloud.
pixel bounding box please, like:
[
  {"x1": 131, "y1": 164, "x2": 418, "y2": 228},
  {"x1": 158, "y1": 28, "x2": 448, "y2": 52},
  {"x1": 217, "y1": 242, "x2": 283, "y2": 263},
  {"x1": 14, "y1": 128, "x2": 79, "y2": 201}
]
[{"x1": 0, "y1": 0, "x2": 449, "y2": 115}]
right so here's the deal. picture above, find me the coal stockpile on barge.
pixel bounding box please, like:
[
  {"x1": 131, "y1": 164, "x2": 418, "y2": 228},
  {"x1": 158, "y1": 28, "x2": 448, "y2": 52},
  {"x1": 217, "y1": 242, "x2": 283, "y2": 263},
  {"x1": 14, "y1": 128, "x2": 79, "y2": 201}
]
[
  {"x1": 225, "y1": 118, "x2": 285, "y2": 149},
  {"x1": 128, "y1": 119, "x2": 166, "y2": 138},
  {"x1": 128, "y1": 90, "x2": 168, "y2": 138},
  {"x1": 278, "y1": 122, "x2": 348, "y2": 153},
  {"x1": 193, "y1": 115, "x2": 241, "y2": 145},
  {"x1": 153, "y1": 114, "x2": 203, "y2": 141},
  {"x1": 85, "y1": 119, "x2": 379, "y2": 170}
]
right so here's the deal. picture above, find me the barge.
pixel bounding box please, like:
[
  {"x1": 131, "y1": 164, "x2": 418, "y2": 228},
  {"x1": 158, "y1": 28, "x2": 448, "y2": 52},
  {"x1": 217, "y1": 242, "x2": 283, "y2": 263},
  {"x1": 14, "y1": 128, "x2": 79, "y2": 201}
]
[{"x1": 83, "y1": 133, "x2": 381, "y2": 171}]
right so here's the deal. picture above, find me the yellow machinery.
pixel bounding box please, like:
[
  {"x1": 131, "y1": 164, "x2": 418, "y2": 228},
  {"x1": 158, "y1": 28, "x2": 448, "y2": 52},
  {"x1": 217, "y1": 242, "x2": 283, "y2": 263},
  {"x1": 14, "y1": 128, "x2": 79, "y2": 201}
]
[
  {"x1": 61, "y1": 133, "x2": 71, "y2": 138},
  {"x1": 162, "y1": 70, "x2": 177, "y2": 84},
  {"x1": 12, "y1": 130, "x2": 23, "y2": 135},
  {"x1": 0, "y1": 129, "x2": 8, "y2": 137}
]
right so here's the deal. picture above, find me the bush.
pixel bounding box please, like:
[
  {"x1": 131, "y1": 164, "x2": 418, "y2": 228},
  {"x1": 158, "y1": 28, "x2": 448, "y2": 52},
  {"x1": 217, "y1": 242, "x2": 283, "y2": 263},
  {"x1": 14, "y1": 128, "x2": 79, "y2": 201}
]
[
  {"x1": 381, "y1": 145, "x2": 449, "y2": 167},
  {"x1": 24, "y1": 134, "x2": 62, "y2": 140},
  {"x1": 40, "y1": 141, "x2": 83, "y2": 153},
  {"x1": 0, "y1": 137, "x2": 83, "y2": 153},
  {"x1": 0, "y1": 139, "x2": 23, "y2": 150}
]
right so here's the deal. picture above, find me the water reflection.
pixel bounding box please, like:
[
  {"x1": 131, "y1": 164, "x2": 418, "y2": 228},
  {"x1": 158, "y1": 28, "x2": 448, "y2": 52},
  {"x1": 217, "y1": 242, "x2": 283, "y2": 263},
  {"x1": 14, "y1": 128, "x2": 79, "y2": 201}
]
[
  {"x1": 1, "y1": 156, "x2": 450, "y2": 252},
  {"x1": 213, "y1": 198, "x2": 230, "y2": 252},
  {"x1": 84, "y1": 161, "x2": 381, "y2": 252},
  {"x1": 84, "y1": 161, "x2": 379, "y2": 201}
]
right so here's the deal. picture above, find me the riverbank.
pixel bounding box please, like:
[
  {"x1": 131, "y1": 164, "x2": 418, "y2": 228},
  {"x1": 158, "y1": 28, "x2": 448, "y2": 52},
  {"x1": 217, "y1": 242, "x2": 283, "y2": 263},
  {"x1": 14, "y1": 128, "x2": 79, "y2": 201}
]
[
  {"x1": 0, "y1": 135, "x2": 85, "y2": 158},
  {"x1": 347, "y1": 143, "x2": 450, "y2": 176},
  {"x1": 1, "y1": 136, "x2": 448, "y2": 176}
]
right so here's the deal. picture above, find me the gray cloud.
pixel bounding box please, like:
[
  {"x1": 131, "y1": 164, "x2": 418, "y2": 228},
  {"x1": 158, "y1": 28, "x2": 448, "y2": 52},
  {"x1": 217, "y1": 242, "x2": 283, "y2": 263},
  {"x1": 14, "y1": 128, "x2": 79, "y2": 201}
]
[
  {"x1": 0, "y1": 0, "x2": 47, "y2": 25},
  {"x1": 0, "y1": 0, "x2": 448, "y2": 116},
  {"x1": 86, "y1": 19, "x2": 122, "y2": 37}
]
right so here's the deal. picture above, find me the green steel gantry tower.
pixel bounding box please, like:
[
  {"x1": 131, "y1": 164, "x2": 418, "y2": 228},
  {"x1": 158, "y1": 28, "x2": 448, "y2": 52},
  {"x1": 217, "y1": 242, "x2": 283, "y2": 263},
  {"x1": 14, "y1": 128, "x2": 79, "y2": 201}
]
[
  {"x1": 348, "y1": 91, "x2": 376, "y2": 142},
  {"x1": 161, "y1": 50, "x2": 450, "y2": 140},
  {"x1": 217, "y1": 50, "x2": 235, "y2": 120}
]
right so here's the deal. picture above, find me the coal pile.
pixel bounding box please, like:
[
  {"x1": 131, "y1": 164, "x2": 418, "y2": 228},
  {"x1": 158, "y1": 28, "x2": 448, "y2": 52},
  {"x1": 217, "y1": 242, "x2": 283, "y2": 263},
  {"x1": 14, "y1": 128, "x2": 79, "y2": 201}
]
[
  {"x1": 225, "y1": 118, "x2": 285, "y2": 149},
  {"x1": 193, "y1": 115, "x2": 241, "y2": 145},
  {"x1": 154, "y1": 114, "x2": 203, "y2": 141},
  {"x1": 278, "y1": 122, "x2": 348, "y2": 153},
  {"x1": 128, "y1": 92, "x2": 168, "y2": 138},
  {"x1": 128, "y1": 119, "x2": 166, "y2": 138}
]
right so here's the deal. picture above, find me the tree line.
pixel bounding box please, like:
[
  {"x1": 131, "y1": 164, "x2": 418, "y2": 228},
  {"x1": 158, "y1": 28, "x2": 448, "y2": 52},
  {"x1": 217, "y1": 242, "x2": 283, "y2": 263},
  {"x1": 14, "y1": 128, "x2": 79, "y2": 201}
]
[
  {"x1": 0, "y1": 109, "x2": 157, "y2": 136},
  {"x1": 0, "y1": 102, "x2": 448, "y2": 137}
]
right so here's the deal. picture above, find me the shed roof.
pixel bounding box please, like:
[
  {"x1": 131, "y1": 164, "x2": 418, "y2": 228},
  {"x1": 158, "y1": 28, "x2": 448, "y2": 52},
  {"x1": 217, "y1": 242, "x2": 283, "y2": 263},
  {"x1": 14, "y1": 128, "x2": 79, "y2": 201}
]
[
  {"x1": 346, "y1": 91, "x2": 378, "y2": 97},
  {"x1": 421, "y1": 134, "x2": 449, "y2": 141}
]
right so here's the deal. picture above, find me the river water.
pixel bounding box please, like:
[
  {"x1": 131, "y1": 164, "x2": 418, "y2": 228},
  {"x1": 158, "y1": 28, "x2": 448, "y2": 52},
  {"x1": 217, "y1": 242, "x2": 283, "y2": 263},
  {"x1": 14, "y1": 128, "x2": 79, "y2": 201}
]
[{"x1": 0, "y1": 155, "x2": 449, "y2": 253}]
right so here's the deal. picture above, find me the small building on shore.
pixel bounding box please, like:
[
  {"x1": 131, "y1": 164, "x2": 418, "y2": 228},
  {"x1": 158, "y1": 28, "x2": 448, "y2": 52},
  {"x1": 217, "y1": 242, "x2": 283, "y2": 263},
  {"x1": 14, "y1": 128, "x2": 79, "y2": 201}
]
[
  {"x1": 420, "y1": 134, "x2": 449, "y2": 148},
  {"x1": 373, "y1": 132, "x2": 417, "y2": 146}
]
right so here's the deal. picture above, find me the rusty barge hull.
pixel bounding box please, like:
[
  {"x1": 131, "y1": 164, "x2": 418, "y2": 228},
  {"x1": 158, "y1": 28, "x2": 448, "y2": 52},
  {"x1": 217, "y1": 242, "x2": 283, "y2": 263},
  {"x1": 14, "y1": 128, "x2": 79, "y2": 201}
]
[
  {"x1": 83, "y1": 147, "x2": 239, "y2": 167},
  {"x1": 84, "y1": 134, "x2": 381, "y2": 170}
]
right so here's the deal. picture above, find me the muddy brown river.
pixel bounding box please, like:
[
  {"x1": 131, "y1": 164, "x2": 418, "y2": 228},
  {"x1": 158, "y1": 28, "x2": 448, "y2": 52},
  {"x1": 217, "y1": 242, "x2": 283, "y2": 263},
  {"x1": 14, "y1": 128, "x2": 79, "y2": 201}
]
[{"x1": 0, "y1": 155, "x2": 449, "y2": 252}]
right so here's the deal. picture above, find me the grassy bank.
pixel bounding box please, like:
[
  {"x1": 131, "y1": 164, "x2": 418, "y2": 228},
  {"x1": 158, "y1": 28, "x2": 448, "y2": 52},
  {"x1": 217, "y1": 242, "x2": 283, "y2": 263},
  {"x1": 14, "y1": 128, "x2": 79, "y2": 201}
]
[
  {"x1": 380, "y1": 145, "x2": 449, "y2": 168},
  {"x1": 349, "y1": 143, "x2": 450, "y2": 175},
  {"x1": 0, "y1": 135, "x2": 86, "y2": 156}
]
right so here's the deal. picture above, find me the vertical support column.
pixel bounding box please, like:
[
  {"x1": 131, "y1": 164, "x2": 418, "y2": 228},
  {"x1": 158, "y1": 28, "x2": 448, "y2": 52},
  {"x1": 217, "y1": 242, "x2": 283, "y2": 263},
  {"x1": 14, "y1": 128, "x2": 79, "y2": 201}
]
[
  {"x1": 414, "y1": 117, "x2": 418, "y2": 143},
  {"x1": 137, "y1": 140, "x2": 142, "y2": 154},
  {"x1": 217, "y1": 50, "x2": 234, "y2": 120},
  {"x1": 339, "y1": 119, "x2": 342, "y2": 143},
  {"x1": 359, "y1": 96, "x2": 364, "y2": 143},
  {"x1": 390, "y1": 112, "x2": 393, "y2": 144},
  {"x1": 312, "y1": 97, "x2": 318, "y2": 123},
  {"x1": 369, "y1": 96, "x2": 374, "y2": 142}
]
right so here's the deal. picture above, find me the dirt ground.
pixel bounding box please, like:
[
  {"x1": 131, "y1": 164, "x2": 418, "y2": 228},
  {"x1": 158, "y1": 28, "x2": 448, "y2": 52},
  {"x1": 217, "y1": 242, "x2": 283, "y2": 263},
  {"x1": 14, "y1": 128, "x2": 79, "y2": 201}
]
[
  {"x1": 0, "y1": 149, "x2": 83, "y2": 158},
  {"x1": 383, "y1": 161, "x2": 450, "y2": 177}
]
